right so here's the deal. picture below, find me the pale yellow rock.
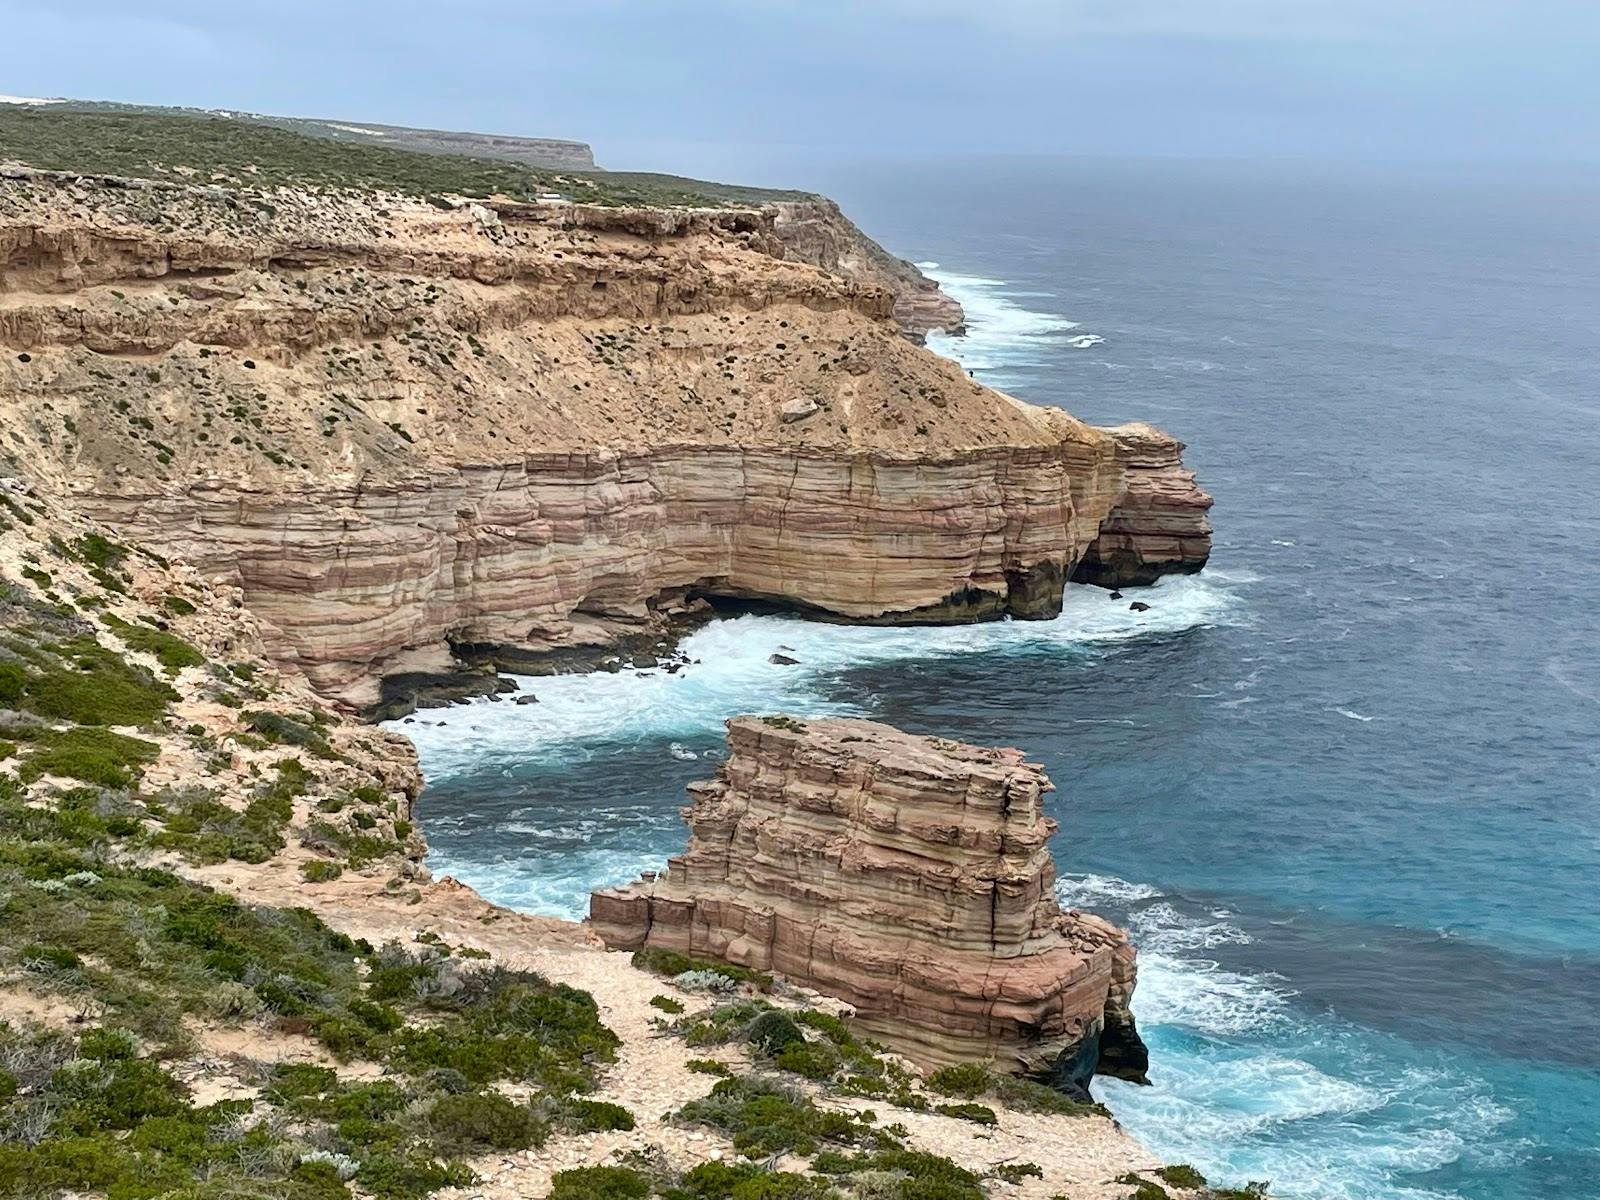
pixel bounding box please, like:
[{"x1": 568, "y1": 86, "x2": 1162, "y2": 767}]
[{"x1": 0, "y1": 168, "x2": 1210, "y2": 708}]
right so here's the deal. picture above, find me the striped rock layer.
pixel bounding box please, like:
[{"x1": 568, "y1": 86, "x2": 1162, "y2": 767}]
[
  {"x1": 590, "y1": 716, "x2": 1150, "y2": 1093},
  {"x1": 0, "y1": 169, "x2": 1210, "y2": 708}
]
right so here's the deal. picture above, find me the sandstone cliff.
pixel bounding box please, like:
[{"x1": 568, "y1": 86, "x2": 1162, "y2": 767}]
[
  {"x1": 770, "y1": 197, "x2": 966, "y2": 338},
  {"x1": 0, "y1": 149, "x2": 1209, "y2": 710},
  {"x1": 590, "y1": 715, "x2": 1150, "y2": 1097}
]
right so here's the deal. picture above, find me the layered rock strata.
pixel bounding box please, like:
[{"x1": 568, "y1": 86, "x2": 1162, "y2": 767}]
[
  {"x1": 0, "y1": 167, "x2": 1210, "y2": 709},
  {"x1": 590, "y1": 716, "x2": 1150, "y2": 1095},
  {"x1": 1072, "y1": 424, "x2": 1215, "y2": 587},
  {"x1": 772, "y1": 198, "x2": 966, "y2": 338}
]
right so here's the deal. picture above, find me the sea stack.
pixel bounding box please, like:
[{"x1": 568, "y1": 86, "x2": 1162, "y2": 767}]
[{"x1": 589, "y1": 715, "x2": 1150, "y2": 1098}]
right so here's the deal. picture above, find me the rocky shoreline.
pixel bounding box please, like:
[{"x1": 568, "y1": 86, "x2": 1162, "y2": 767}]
[{"x1": 0, "y1": 107, "x2": 1259, "y2": 1200}]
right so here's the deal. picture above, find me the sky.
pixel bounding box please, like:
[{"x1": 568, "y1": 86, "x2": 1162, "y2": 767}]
[{"x1": 6, "y1": 1, "x2": 1600, "y2": 186}]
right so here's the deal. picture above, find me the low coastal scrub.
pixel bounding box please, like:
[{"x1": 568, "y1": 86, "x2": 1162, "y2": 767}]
[
  {"x1": 0, "y1": 848, "x2": 623, "y2": 1197},
  {"x1": 928, "y1": 1062, "x2": 1109, "y2": 1119},
  {"x1": 0, "y1": 105, "x2": 811, "y2": 211},
  {"x1": 672, "y1": 1002, "x2": 923, "y2": 1108},
  {"x1": 244, "y1": 708, "x2": 338, "y2": 759},
  {"x1": 1115, "y1": 1171, "x2": 1271, "y2": 1200},
  {"x1": 3, "y1": 631, "x2": 177, "y2": 727},
  {"x1": 678, "y1": 1075, "x2": 881, "y2": 1157},
  {"x1": 13, "y1": 725, "x2": 161, "y2": 788},
  {"x1": 632, "y1": 946, "x2": 772, "y2": 992},
  {"x1": 102, "y1": 612, "x2": 206, "y2": 675}
]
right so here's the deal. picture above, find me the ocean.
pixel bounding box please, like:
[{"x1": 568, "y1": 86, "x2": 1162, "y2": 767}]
[{"x1": 391, "y1": 157, "x2": 1600, "y2": 1199}]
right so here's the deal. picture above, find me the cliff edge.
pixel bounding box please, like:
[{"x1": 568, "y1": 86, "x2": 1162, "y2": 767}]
[{"x1": 0, "y1": 109, "x2": 1210, "y2": 712}]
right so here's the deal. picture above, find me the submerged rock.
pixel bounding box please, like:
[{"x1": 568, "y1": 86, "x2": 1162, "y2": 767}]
[
  {"x1": 1129, "y1": 601, "x2": 1151, "y2": 613},
  {"x1": 768, "y1": 652, "x2": 800, "y2": 665},
  {"x1": 590, "y1": 715, "x2": 1149, "y2": 1090}
]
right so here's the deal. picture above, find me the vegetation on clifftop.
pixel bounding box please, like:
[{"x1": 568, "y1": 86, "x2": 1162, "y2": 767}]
[{"x1": 0, "y1": 107, "x2": 809, "y2": 207}]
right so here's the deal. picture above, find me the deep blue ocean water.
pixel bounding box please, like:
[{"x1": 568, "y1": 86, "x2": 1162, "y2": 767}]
[{"x1": 393, "y1": 159, "x2": 1600, "y2": 1199}]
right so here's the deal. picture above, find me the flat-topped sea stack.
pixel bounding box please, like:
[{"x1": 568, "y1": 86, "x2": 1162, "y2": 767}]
[{"x1": 590, "y1": 715, "x2": 1150, "y2": 1097}]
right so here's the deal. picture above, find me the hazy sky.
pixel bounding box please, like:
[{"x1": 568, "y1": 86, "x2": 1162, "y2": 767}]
[{"x1": 8, "y1": 1, "x2": 1600, "y2": 184}]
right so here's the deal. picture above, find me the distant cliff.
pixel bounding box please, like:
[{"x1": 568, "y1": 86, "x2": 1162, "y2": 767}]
[{"x1": 3, "y1": 95, "x2": 597, "y2": 169}]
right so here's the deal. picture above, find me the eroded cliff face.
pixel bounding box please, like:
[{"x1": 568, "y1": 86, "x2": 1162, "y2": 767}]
[
  {"x1": 0, "y1": 166, "x2": 1210, "y2": 708},
  {"x1": 770, "y1": 198, "x2": 966, "y2": 338},
  {"x1": 590, "y1": 716, "x2": 1149, "y2": 1095}
]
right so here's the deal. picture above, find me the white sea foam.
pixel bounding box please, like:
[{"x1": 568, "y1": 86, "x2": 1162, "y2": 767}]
[
  {"x1": 1055, "y1": 872, "x2": 1163, "y2": 908},
  {"x1": 1334, "y1": 708, "x2": 1376, "y2": 722},
  {"x1": 428, "y1": 844, "x2": 670, "y2": 921},
  {"x1": 1098, "y1": 891, "x2": 1514, "y2": 1200},
  {"x1": 392, "y1": 574, "x2": 1243, "y2": 780},
  {"x1": 921, "y1": 266, "x2": 1091, "y2": 380}
]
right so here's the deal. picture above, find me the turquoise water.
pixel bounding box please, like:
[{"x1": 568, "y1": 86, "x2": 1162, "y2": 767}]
[{"x1": 395, "y1": 159, "x2": 1600, "y2": 1199}]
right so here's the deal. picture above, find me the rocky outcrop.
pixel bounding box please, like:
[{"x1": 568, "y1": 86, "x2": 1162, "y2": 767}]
[
  {"x1": 771, "y1": 198, "x2": 965, "y2": 339},
  {"x1": 0, "y1": 169, "x2": 1208, "y2": 710},
  {"x1": 1073, "y1": 423, "x2": 1215, "y2": 588},
  {"x1": 590, "y1": 716, "x2": 1149, "y2": 1095}
]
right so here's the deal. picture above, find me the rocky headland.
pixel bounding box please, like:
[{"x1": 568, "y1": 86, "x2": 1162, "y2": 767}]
[
  {"x1": 591, "y1": 716, "x2": 1149, "y2": 1098},
  {"x1": 0, "y1": 106, "x2": 1248, "y2": 1200},
  {"x1": 0, "y1": 149, "x2": 1209, "y2": 712}
]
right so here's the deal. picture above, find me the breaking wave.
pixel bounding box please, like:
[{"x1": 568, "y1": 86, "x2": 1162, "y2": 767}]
[
  {"x1": 393, "y1": 575, "x2": 1241, "y2": 778},
  {"x1": 1062, "y1": 874, "x2": 1512, "y2": 1200},
  {"x1": 919, "y1": 262, "x2": 1096, "y2": 381}
]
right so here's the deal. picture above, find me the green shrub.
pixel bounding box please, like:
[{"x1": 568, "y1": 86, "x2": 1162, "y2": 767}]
[
  {"x1": 14, "y1": 637, "x2": 175, "y2": 726},
  {"x1": 426, "y1": 1091, "x2": 545, "y2": 1151},
  {"x1": 103, "y1": 614, "x2": 205, "y2": 674},
  {"x1": 729, "y1": 1173, "x2": 829, "y2": 1200},
  {"x1": 773, "y1": 1039, "x2": 841, "y2": 1081},
  {"x1": 151, "y1": 778, "x2": 296, "y2": 865},
  {"x1": 51, "y1": 1054, "x2": 190, "y2": 1132},
  {"x1": 549, "y1": 1166, "x2": 653, "y2": 1200},
  {"x1": 990, "y1": 1163, "x2": 1043, "y2": 1184},
  {"x1": 631, "y1": 945, "x2": 771, "y2": 990},
  {"x1": 562, "y1": 1097, "x2": 636, "y2": 1132},
  {"x1": 1156, "y1": 1165, "x2": 1208, "y2": 1189},
  {"x1": 686, "y1": 1059, "x2": 732, "y2": 1078},
  {"x1": 926, "y1": 1063, "x2": 990, "y2": 1098},
  {"x1": 678, "y1": 1076, "x2": 877, "y2": 1157},
  {"x1": 303, "y1": 859, "x2": 344, "y2": 882},
  {"x1": 815, "y1": 1148, "x2": 984, "y2": 1200},
  {"x1": 792, "y1": 1009, "x2": 857, "y2": 1046},
  {"x1": 680, "y1": 1160, "x2": 763, "y2": 1199},
  {"x1": 747, "y1": 1010, "x2": 805, "y2": 1054},
  {"x1": 22, "y1": 942, "x2": 83, "y2": 972},
  {"x1": 161, "y1": 594, "x2": 197, "y2": 617},
  {"x1": 18, "y1": 726, "x2": 160, "y2": 787},
  {"x1": 0, "y1": 661, "x2": 22, "y2": 705},
  {"x1": 356, "y1": 1151, "x2": 477, "y2": 1200},
  {"x1": 990, "y1": 1073, "x2": 1108, "y2": 1117},
  {"x1": 934, "y1": 1102, "x2": 997, "y2": 1126},
  {"x1": 245, "y1": 709, "x2": 335, "y2": 757},
  {"x1": 650, "y1": 993, "x2": 686, "y2": 1014},
  {"x1": 1116, "y1": 1176, "x2": 1170, "y2": 1200}
]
